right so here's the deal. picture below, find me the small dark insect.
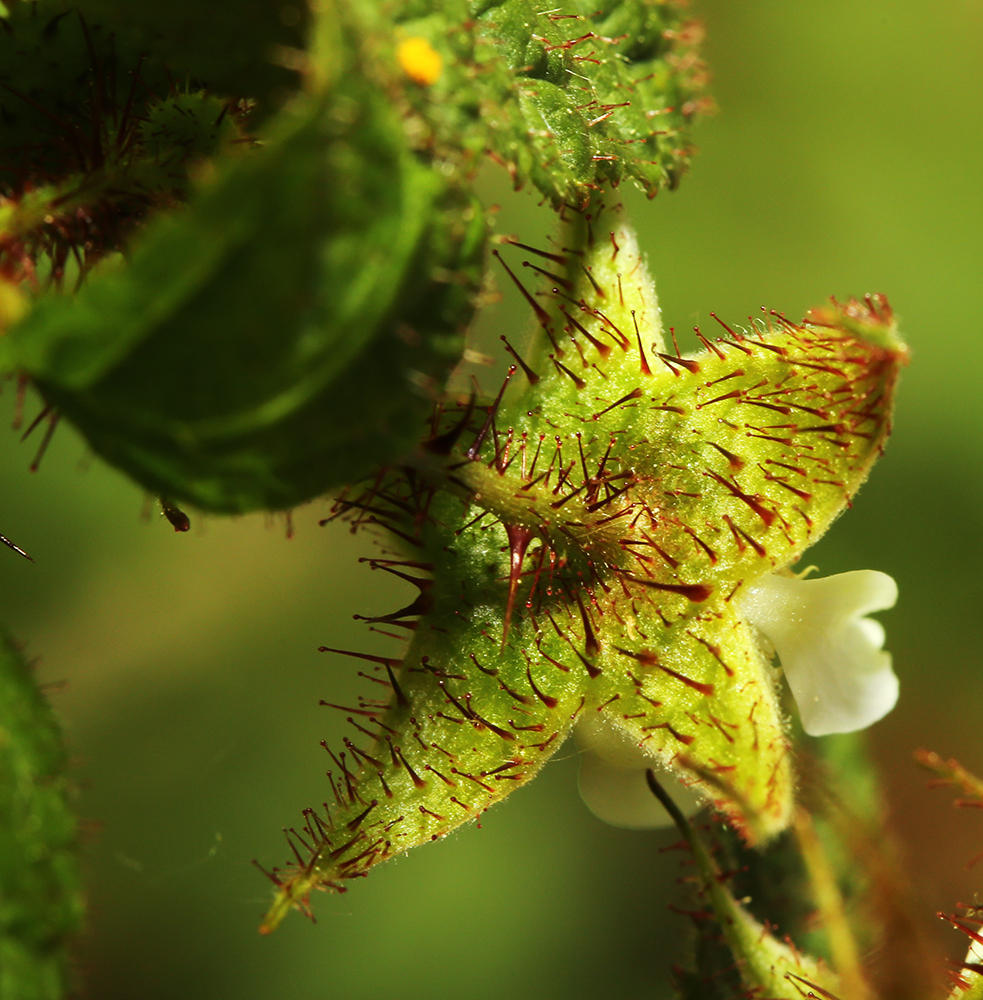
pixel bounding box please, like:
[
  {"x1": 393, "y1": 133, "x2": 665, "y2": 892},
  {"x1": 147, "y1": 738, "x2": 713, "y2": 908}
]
[{"x1": 160, "y1": 498, "x2": 191, "y2": 532}]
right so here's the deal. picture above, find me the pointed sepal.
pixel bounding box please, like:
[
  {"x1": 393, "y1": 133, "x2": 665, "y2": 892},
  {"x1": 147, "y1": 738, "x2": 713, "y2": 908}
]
[{"x1": 261, "y1": 203, "x2": 907, "y2": 926}]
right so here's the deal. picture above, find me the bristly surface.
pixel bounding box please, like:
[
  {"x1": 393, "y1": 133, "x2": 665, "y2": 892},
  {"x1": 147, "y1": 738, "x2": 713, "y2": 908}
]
[
  {"x1": 259, "y1": 201, "x2": 906, "y2": 931},
  {"x1": 392, "y1": 0, "x2": 709, "y2": 205}
]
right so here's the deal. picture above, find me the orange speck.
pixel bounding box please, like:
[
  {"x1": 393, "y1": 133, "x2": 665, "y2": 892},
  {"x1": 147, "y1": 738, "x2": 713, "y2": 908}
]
[{"x1": 397, "y1": 37, "x2": 442, "y2": 86}]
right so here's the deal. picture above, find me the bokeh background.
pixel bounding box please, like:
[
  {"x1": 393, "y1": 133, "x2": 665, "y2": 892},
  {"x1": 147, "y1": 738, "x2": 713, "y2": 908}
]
[{"x1": 1, "y1": 1, "x2": 981, "y2": 996}]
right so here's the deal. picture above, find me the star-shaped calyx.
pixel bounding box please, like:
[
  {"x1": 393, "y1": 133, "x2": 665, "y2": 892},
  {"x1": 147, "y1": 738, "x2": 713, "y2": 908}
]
[{"x1": 259, "y1": 200, "x2": 906, "y2": 931}]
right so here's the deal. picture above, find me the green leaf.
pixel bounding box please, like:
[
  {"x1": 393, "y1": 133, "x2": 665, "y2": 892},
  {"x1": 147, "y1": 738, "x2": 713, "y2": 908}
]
[
  {"x1": 1, "y1": 69, "x2": 485, "y2": 512},
  {"x1": 0, "y1": 630, "x2": 82, "y2": 1000}
]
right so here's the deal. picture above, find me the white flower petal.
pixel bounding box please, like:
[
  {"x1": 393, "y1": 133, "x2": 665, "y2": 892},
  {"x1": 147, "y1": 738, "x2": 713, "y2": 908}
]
[
  {"x1": 577, "y1": 753, "x2": 705, "y2": 829},
  {"x1": 738, "y1": 570, "x2": 899, "y2": 737},
  {"x1": 574, "y1": 717, "x2": 705, "y2": 829},
  {"x1": 857, "y1": 616, "x2": 886, "y2": 648}
]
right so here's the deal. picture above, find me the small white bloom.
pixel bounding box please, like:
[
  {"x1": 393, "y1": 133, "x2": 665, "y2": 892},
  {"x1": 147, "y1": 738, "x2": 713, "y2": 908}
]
[
  {"x1": 738, "y1": 570, "x2": 899, "y2": 737},
  {"x1": 575, "y1": 715, "x2": 704, "y2": 829}
]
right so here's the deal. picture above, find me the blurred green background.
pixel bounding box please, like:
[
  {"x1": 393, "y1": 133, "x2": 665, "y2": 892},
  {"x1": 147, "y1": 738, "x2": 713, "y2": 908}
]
[{"x1": 1, "y1": 1, "x2": 981, "y2": 996}]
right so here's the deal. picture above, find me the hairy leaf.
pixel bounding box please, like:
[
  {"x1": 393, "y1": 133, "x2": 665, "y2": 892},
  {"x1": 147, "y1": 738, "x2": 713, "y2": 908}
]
[
  {"x1": 0, "y1": 630, "x2": 82, "y2": 1000},
  {"x1": 392, "y1": 0, "x2": 708, "y2": 204},
  {"x1": 1, "y1": 73, "x2": 484, "y2": 511}
]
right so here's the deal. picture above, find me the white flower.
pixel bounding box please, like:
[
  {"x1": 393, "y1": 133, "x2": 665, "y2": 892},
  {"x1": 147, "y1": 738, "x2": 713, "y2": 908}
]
[
  {"x1": 738, "y1": 570, "x2": 899, "y2": 737},
  {"x1": 576, "y1": 569, "x2": 898, "y2": 828},
  {"x1": 575, "y1": 715, "x2": 704, "y2": 829}
]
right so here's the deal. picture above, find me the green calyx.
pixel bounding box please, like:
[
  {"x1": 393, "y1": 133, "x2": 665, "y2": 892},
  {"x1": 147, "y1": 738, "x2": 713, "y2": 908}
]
[{"x1": 260, "y1": 201, "x2": 906, "y2": 930}]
